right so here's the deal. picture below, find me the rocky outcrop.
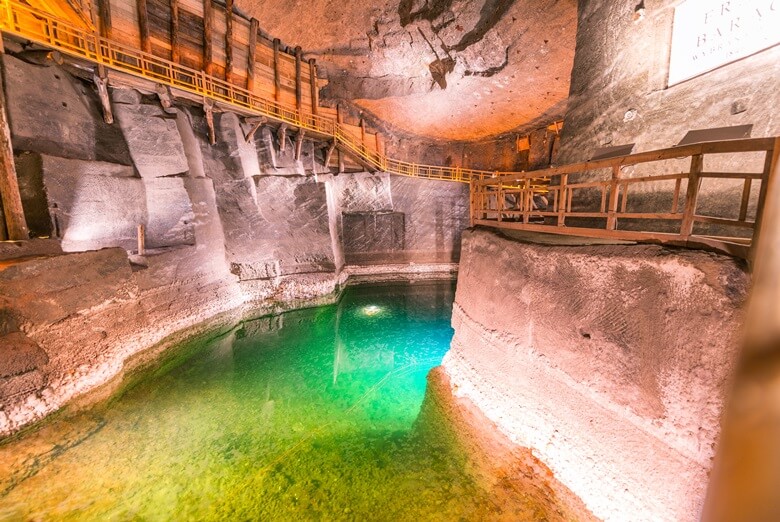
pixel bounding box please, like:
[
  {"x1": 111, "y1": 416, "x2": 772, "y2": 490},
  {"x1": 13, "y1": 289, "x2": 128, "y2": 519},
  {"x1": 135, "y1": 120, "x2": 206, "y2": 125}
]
[
  {"x1": 0, "y1": 55, "x2": 469, "y2": 436},
  {"x1": 442, "y1": 228, "x2": 749, "y2": 521}
]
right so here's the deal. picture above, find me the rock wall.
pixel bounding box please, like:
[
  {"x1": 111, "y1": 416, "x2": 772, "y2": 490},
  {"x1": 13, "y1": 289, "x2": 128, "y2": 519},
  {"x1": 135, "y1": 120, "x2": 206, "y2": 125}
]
[
  {"x1": 442, "y1": 228, "x2": 749, "y2": 521},
  {"x1": 0, "y1": 53, "x2": 468, "y2": 436}
]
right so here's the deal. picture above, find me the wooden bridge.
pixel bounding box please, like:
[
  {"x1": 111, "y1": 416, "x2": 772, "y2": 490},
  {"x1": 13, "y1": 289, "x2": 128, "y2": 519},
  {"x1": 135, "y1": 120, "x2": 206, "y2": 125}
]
[{"x1": 0, "y1": 0, "x2": 777, "y2": 264}]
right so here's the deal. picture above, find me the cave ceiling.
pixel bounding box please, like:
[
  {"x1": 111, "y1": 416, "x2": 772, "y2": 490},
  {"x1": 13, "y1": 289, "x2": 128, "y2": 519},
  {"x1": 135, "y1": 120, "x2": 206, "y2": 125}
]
[{"x1": 237, "y1": 0, "x2": 577, "y2": 142}]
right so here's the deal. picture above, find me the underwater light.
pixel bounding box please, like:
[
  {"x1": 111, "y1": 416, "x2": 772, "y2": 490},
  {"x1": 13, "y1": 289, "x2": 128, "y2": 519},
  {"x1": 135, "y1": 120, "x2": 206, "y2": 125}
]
[{"x1": 361, "y1": 305, "x2": 384, "y2": 316}]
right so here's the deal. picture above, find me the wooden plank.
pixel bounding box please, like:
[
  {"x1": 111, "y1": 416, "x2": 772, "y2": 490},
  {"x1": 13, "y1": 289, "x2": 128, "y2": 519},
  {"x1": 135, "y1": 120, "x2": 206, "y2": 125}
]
[
  {"x1": 93, "y1": 67, "x2": 114, "y2": 123},
  {"x1": 202, "y1": 0, "x2": 213, "y2": 75},
  {"x1": 294, "y1": 46, "x2": 302, "y2": 115},
  {"x1": 137, "y1": 0, "x2": 152, "y2": 53},
  {"x1": 0, "y1": 49, "x2": 29, "y2": 240},
  {"x1": 748, "y1": 142, "x2": 780, "y2": 268},
  {"x1": 693, "y1": 215, "x2": 754, "y2": 229},
  {"x1": 225, "y1": 0, "x2": 234, "y2": 83},
  {"x1": 680, "y1": 154, "x2": 704, "y2": 238},
  {"x1": 607, "y1": 166, "x2": 620, "y2": 230},
  {"x1": 337, "y1": 104, "x2": 344, "y2": 173},
  {"x1": 739, "y1": 178, "x2": 752, "y2": 222},
  {"x1": 246, "y1": 17, "x2": 258, "y2": 91},
  {"x1": 98, "y1": 0, "x2": 113, "y2": 38},
  {"x1": 273, "y1": 38, "x2": 281, "y2": 102},
  {"x1": 170, "y1": 0, "x2": 180, "y2": 62},
  {"x1": 308, "y1": 58, "x2": 318, "y2": 115},
  {"x1": 699, "y1": 172, "x2": 764, "y2": 180}
]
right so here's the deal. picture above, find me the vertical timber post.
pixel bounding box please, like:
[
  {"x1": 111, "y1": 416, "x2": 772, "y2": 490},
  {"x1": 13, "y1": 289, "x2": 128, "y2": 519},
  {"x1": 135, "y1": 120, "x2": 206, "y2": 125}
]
[
  {"x1": 170, "y1": 0, "x2": 180, "y2": 63},
  {"x1": 703, "y1": 137, "x2": 780, "y2": 522},
  {"x1": 308, "y1": 58, "x2": 318, "y2": 116},
  {"x1": 137, "y1": 0, "x2": 151, "y2": 54},
  {"x1": 246, "y1": 18, "x2": 258, "y2": 92},
  {"x1": 680, "y1": 154, "x2": 703, "y2": 239},
  {"x1": 224, "y1": 0, "x2": 234, "y2": 83},
  {"x1": 0, "y1": 39, "x2": 29, "y2": 240},
  {"x1": 606, "y1": 165, "x2": 620, "y2": 230},
  {"x1": 202, "y1": 0, "x2": 214, "y2": 75},
  {"x1": 97, "y1": 0, "x2": 112, "y2": 39},
  {"x1": 272, "y1": 38, "x2": 281, "y2": 103},
  {"x1": 294, "y1": 46, "x2": 302, "y2": 118},
  {"x1": 336, "y1": 103, "x2": 345, "y2": 174}
]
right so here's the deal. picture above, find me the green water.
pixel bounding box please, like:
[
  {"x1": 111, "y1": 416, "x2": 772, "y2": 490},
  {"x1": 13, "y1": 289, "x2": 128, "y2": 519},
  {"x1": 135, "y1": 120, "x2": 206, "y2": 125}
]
[{"x1": 0, "y1": 282, "x2": 514, "y2": 521}]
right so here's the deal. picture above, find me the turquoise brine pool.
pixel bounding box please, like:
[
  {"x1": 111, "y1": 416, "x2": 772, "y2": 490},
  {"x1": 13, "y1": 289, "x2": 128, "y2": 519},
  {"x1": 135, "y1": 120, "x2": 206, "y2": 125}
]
[{"x1": 0, "y1": 281, "x2": 519, "y2": 520}]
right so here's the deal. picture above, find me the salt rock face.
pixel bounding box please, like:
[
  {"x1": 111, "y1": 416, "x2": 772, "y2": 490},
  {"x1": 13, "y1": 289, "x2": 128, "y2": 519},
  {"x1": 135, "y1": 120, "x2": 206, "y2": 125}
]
[
  {"x1": 238, "y1": 0, "x2": 577, "y2": 140},
  {"x1": 114, "y1": 102, "x2": 189, "y2": 178},
  {"x1": 443, "y1": 228, "x2": 749, "y2": 522}
]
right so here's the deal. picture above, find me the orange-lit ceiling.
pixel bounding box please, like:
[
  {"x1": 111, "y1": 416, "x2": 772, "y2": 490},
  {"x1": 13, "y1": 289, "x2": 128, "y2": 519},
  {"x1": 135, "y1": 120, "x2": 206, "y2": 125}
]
[{"x1": 237, "y1": 0, "x2": 577, "y2": 141}]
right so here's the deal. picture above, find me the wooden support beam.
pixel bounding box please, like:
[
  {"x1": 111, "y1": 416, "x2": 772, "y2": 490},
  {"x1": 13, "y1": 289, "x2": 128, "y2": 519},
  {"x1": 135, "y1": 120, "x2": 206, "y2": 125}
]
[
  {"x1": 243, "y1": 116, "x2": 266, "y2": 143},
  {"x1": 93, "y1": 67, "x2": 113, "y2": 124},
  {"x1": 606, "y1": 165, "x2": 620, "y2": 230},
  {"x1": 336, "y1": 104, "x2": 344, "y2": 173},
  {"x1": 0, "y1": 46, "x2": 29, "y2": 240},
  {"x1": 155, "y1": 84, "x2": 173, "y2": 110},
  {"x1": 202, "y1": 0, "x2": 214, "y2": 75},
  {"x1": 324, "y1": 141, "x2": 336, "y2": 169},
  {"x1": 308, "y1": 58, "x2": 318, "y2": 116},
  {"x1": 225, "y1": 0, "x2": 234, "y2": 83},
  {"x1": 97, "y1": 0, "x2": 112, "y2": 39},
  {"x1": 294, "y1": 129, "x2": 305, "y2": 162},
  {"x1": 680, "y1": 154, "x2": 703, "y2": 238},
  {"x1": 203, "y1": 98, "x2": 216, "y2": 145},
  {"x1": 294, "y1": 46, "x2": 303, "y2": 116},
  {"x1": 360, "y1": 117, "x2": 367, "y2": 151},
  {"x1": 170, "y1": 0, "x2": 180, "y2": 63},
  {"x1": 137, "y1": 0, "x2": 151, "y2": 54},
  {"x1": 137, "y1": 224, "x2": 146, "y2": 255},
  {"x1": 273, "y1": 38, "x2": 281, "y2": 102},
  {"x1": 278, "y1": 123, "x2": 288, "y2": 152},
  {"x1": 246, "y1": 18, "x2": 258, "y2": 92}
]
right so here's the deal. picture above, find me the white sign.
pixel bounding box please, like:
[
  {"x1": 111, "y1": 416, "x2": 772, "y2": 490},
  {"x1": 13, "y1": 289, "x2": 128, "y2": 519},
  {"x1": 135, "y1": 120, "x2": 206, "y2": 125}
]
[{"x1": 668, "y1": 0, "x2": 780, "y2": 86}]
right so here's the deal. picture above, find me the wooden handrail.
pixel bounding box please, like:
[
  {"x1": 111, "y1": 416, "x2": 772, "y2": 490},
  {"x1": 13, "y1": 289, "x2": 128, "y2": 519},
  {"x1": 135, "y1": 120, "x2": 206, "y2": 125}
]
[
  {"x1": 471, "y1": 137, "x2": 778, "y2": 260},
  {"x1": 0, "y1": 0, "x2": 535, "y2": 185}
]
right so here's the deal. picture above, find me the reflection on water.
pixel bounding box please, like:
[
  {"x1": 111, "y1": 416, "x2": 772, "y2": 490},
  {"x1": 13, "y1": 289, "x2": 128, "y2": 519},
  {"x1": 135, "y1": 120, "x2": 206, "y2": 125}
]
[{"x1": 0, "y1": 281, "x2": 516, "y2": 520}]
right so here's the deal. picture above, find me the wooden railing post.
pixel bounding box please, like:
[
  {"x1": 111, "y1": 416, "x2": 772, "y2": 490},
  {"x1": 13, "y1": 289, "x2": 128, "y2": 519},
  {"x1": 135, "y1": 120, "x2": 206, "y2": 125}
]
[
  {"x1": 748, "y1": 139, "x2": 780, "y2": 270},
  {"x1": 557, "y1": 174, "x2": 568, "y2": 227},
  {"x1": 606, "y1": 165, "x2": 620, "y2": 230},
  {"x1": 680, "y1": 154, "x2": 703, "y2": 238}
]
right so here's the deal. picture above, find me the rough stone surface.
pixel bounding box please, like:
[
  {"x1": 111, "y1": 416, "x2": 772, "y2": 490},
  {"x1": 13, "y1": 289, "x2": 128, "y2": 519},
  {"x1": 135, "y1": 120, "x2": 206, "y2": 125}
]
[
  {"x1": 239, "y1": 0, "x2": 576, "y2": 141},
  {"x1": 114, "y1": 102, "x2": 189, "y2": 177},
  {"x1": 443, "y1": 228, "x2": 749, "y2": 522},
  {"x1": 4, "y1": 55, "x2": 131, "y2": 164}
]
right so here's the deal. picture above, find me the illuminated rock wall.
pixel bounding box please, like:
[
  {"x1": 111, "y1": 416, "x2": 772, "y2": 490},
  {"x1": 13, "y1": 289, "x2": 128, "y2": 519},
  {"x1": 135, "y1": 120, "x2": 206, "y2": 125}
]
[
  {"x1": 0, "y1": 54, "x2": 468, "y2": 436},
  {"x1": 442, "y1": 228, "x2": 749, "y2": 521}
]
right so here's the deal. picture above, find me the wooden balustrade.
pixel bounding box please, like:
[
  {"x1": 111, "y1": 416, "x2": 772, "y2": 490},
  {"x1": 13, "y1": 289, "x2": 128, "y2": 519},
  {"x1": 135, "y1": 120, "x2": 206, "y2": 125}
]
[{"x1": 471, "y1": 137, "x2": 779, "y2": 259}]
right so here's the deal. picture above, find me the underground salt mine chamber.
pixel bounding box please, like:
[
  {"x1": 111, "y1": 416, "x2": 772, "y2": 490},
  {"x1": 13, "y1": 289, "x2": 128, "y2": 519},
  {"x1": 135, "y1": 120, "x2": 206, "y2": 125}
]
[{"x1": 0, "y1": 0, "x2": 779, "y2": 520}]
